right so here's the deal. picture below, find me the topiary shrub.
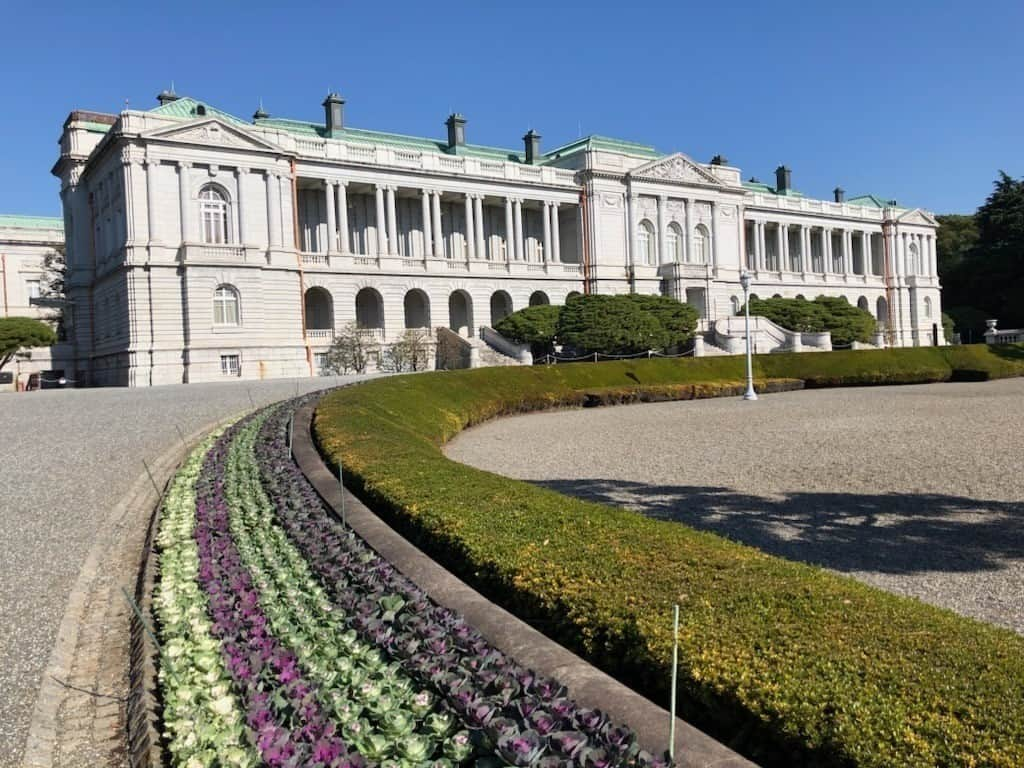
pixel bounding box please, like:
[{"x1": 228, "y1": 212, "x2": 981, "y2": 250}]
[
  {"x1": 622, "y1": 294, "x2": 700, "y2": 349},
  {"x1": 493, "y1": 304, "x2": 561, "y2": 358},
  {"x1": 556, "y1": 294, "x2": 667, "y2": 355},
  {"x1": 739, "y1": 296, "x2": 875, "y2": 345},
  {"x1": 812, "y1": 295, "x2": 877, "y2": 345}
]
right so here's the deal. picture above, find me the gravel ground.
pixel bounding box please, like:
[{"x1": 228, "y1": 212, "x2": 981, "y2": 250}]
[
  {"x1": 0, "y1": 376, "x2": 363, "y2": 766},
  {"x1": 447, "y1": 378, "x2": 1024, "y2": 635}
]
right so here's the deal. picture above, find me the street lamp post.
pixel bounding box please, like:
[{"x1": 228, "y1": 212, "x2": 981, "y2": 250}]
[{"x1": 739, "y1": 271, "x2": 758, "y2": 401}]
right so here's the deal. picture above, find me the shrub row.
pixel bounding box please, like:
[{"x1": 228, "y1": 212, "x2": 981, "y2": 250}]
[{"x1": 314, "y1": 344, "x2": 1024, "y2": 768}]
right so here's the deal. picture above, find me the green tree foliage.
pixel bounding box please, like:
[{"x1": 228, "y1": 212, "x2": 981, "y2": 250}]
[
  {"x1": 941, "y1": 312, "x2": 955, "y2": 343},
  {"x1": 937, "y1": 172, "x2": 1024, "y2": 336},
  {"x1": 739, "y1": 296, "x2": 876, "y2": 345},
  {"x1": 0, "y1": 317, "x2": 57, "y2": 372},
  {"x1": 556, "y1": 294, "x2": 666, "y2": 355},
  {"x1": 493, "y1": 304, "x2": 560, "y2": 357},
  {"x1": 622, "y1": 294, "x2": 699, "y2": 349}
]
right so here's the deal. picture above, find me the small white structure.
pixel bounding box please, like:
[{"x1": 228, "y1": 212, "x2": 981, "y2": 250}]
[
  {"x1": 51, "y1": 89, "x2": 945, "y2": 386},
  {"x1": 984, "y1": 319, "x2": 1024, "y2": 345}
]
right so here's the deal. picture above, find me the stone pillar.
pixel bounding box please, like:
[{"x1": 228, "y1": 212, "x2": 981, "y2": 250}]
[
  {"x1": 463, "y1": 194, "x2": 475, "y2": 259},
  {"x1": 474, "y1": 195, "x2": 485, "y2": 260},
  {"x1": 177, "y1": 161, "x2": 192, "y2": 243},
  {"x1": 710, "y1": 201, "x2": 720, "y2": 266},
  {"x1": 336, "y1": 182, "x2": 349, "y2": 254},
  {"x1": 824, "y1": 228, "x2": 833, "y2": 272},
  {"x1": 542, "y1": 201, "x2": 552, "y2": 262},
  {"x1": 800, "y1": 226, "x2": 810, "y2": 272},
  {"x1": 234, "y1": 167, "x2": 247, "y2": 246},
  {"x1": 657, "y1": 195, "x2": 667, "y2": 266},
  {"x1": 551, "y1": 202, "x2": 561, "y2": 262},
  {"x1": 265, "y1": 171, "x2": 280, "y2": 248},
  {"x1": 145, "y1": 158, "x2": 160, "y2": 244},
  {"x1": 842, "y1": 230, "x2": 852, "y2": 276},
  {"x1": 897, "y1": 232, "x2": 906, "y2": 276},
  {"x1": 683, "y1": 198, "x2": 693, "y2": 264},
  {"x1": 374, "y1": 185, "x2": 386, "y2": 255},
  {"x1": 386, "y1": 186, "x2": 398, "y2": 256},
  {"x1": 780, "y1": 223, "x2": 789, "y2": 271},
  {"x1": 431, "y1": 191, "x2": 443, "y2": 257},
  {"x1": 928, "y1": 234, "x2": 936, "y2": 276},
  {"x1": 861, "y1": 231, "x2": 870, "y2": 275},
  {"x1": 627, "y1": 193, "x2": 639, "y2": 266},
  {"x1": 756, "y1": 221, "x2": 765, "y2": 270},
  {"x1": 324, "y1": 179, "x2": 336, "y2": 253},
  {"x1": 420, "y1": 189, "x2": 432, "y2": 259},
  {"x1": 504, "y1": 197, "x2": 514, "y2": 262},
  {"x1": 513, "y1": 198, "x2": 524, "y2": 261}
]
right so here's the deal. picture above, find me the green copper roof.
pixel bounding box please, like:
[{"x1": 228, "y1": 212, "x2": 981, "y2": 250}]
[
  {"x1": 544, "y1": 135, "x2": 661, "y2": 160},
  {"x1": 846, "y1": 194, "x2": 894, "y2": 208},
  {"x1": 150, "y1": 97, "x2": 248, "y2": 126},
  {"x1": 0, "y1": 214, "x2": 64, "y2": 230}
]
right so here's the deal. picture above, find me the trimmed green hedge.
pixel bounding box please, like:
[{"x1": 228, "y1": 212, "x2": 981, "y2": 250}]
[{"x1": 315, "y1": 345, "x2": 1024, "y2": 768}]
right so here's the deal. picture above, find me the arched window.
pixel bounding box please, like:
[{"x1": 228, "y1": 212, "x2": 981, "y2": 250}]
[
  {"x1": 213, "y1": 284, "x2": 240, "y2": 326},
  {"x1": 200, "y1": 186, "x2": 230, "y2": 244},
  {"x1": 636, "y1": 220, "x2": 655, "y2": 265},
  {"x1": 907, "y1": 242, "x2": 919, "y2": 275},
  {"x1": 692, "y1": 225, "x2": 710, "y2": 264},
  {"x1": 924, "y1": 296, "x2": 933, "y2": 319},
  {"x1": 666, "y1": 223, "x2": 684, "y2": 263},
  {"x1": 731, "y1": 296, "x2": 741, "y2": 315}
]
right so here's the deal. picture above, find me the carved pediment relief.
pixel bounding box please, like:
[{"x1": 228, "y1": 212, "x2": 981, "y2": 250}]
[
  {"x1": 896, "y1": 208, "x2": 938, "y2": 227},
  {"x1": 628, "y1": 153, "x2": 724, "y2": 187},
  {"x1": 144, "y1": 119, "x2": 284, "y2": 153}
]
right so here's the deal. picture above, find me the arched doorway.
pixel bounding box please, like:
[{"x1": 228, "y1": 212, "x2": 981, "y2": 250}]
[
  {"x1": 355, "y1": 287, "x2": 385, "y2": 331},
  {"x1": 304, "y1": 287, "x2": 334, "y2": 335},
  {"x1": 876, "y1": 296, "x2": 889, "y2": 327},
  {"x1": 490, "y1": 291, "x2": 513, "y2": 326},
  {"x1": 529, "y1": 290, "x2": 550, "y2": 307},
  {"x1": 857, "y1": 296, "x2": 870, "y2": 313},
  {"x1": 449, "y1": 290, "x2": 474, "y2": 337},
  {"x1": 404, "y1": 289, "x2": 430, "y2": 329},
  {"x1": 566, "y1": 291, "x2": 582, "y2": 303}
]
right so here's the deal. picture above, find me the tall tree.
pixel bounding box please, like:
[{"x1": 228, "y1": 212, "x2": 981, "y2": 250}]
[
  {"x1": 972, "y1": 171, "x2": 1024, "y2": 327},
  {"x1": 0, "y1": 317, "x2": 57, "y2": 372}
]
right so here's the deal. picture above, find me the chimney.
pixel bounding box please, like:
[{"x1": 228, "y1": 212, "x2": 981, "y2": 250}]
[
  {"x1": 523, "y1": 129, "x2": 541, "y2": 164},
  {"x1": 446, "y1": 113, "x2": 466, "y2": 149},
  {"x1": 775, "y1": 165, "x2": 792, "y2": 194},
  {"x1": 156, "y1": 87, "x2": 179, "y2": 106},
  {"x1": 833, "y1": 187, "x2": 845, "y2": 203},
  {"x1": 323, "y1": 92, "x2": 345, "y2": 137}
]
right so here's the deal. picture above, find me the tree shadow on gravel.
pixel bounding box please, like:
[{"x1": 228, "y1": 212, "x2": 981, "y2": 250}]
[{"x1": 533, "y1": 478, "x2": 1023, "y2": 575}]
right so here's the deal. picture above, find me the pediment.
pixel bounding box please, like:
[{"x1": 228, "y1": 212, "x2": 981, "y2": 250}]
[
  {"x1": 144, "y1": 118, "x2": 285, "y2": 153},
  {"x1": 628, "y1": 153, "x2": 724, "y2": 187},
  {"x1": 897, "y1": 208, "x2": 938, "y2": 227}
]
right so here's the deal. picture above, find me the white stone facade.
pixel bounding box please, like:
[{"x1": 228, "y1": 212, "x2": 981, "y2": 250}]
[
  {"x1": 52, "y1": 92, "x2": 944, "y2": 387},
  {"x1": 0, "y1": 216, "x2": 73, "y2": 389}
]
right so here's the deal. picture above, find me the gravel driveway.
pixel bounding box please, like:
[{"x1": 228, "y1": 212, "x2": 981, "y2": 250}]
[
  {"x1": 0, "y1": 376, "x2": 361, "y2": 766},
  {"x1": 446, "y1": 378, "x2": 1024, "y2": 635}
]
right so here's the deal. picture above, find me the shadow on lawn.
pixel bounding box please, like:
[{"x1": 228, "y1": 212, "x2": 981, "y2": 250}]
[{"x1": 534, "y1": 477, "x2": 1023, "y2": 576}]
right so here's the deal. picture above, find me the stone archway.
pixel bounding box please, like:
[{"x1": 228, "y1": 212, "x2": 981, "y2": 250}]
[
  {"x1": 404, "y1": 289, "x2": 430, "y2": 329},
  {"x1": 529, "y1": 290, "x2": 550, "y2": 307},
  {"x1": 490, "y1": 290, "x2": 513, "y2": 326},
  {"x1": 355, "y1": 287, "x2": 385, "y2": 330},
  {"x1": 449, "y1": 290, "x2": 474, "y2": 337}
]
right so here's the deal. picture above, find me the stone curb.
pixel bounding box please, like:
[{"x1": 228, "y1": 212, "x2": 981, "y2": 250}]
[{"x1": 293, "y1": 400, "x2": 758, "y2": 768}]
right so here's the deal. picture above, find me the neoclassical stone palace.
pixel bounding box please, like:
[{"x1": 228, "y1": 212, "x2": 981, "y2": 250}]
[{"x1": 52, "y1": 89, "x2": 943, "y2": 386}]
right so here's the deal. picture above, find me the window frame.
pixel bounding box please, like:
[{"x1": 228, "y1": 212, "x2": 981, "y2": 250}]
[
  {"x1": 199, "y1": 185, "x2": 231, "y2": 245},
  {"x1": 213, "y1": 284, "x2": 241, "y2": 327},
  {"x1": 220, "y1": 353, "x2": 241, "y2": 376}
]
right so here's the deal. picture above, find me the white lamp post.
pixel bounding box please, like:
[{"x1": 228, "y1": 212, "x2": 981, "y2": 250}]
[{"x1": 739, "y1": 271, "x2": 758, "y2": 401}]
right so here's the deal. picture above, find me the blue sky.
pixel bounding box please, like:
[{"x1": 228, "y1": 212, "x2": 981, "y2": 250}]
[{"x1": 3, "y1": 0, "x2": 1021, "y2": 217}]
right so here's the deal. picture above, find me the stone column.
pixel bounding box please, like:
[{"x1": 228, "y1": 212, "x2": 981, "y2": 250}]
[
  {"x1": 265, "y1": 171, "x2": 280, "y2": 248},
  {"x1": 374, "y1": 185, "x2": 387, "y2": 255},
  {"x1": 463, "y1": 194, "x2": 475, "y2": 259},
  {"x1": 861, "y1": 231, "x2": 870, "y2": 275},
  {"x1": 551, "y1": 202, "x2": 561, "y2": 262},
  {"x1": 928, "y1": 234, "x2": 936, "y2": 276},
  {"x1": 800, "y1": 226, "x2": 810, "y2": 272},
  {"x1": 710, "y1": 201, "x2": 720, "y2": 267},
  {"x1": 504, "y1": 197, "x2": 514, "y2": 262},
  {"x1": 683, "y1": 198, "x2": 693, "y2": 264},
  {"x1": 656, "y1": 195, "x2": 667, "y2": 266},
  {"x1": 898, "y1": 232, "x2": 906, "y2": 276},
  {"x1": 324, "y1": 179, "x2": 336, "y2": 253},
  {"x1": 336, "y1": 182, "x2": 349, "y2": 254},
  {"x1": 145, "y1": 158, "x2": 160, "y2": 244},
  {"x1": 177, "y1": 161, "x2": 192, "y2": 243},
  {"x1": 842, "y1": 230, "x2": 851, "y2": 276},
  {"x1": 780, "y1": 223, "x2": 789, "y2": 271},
  {"x1": 824, "y1": 228, "x2": 833, "y2": 272},
  {"x1": 756, "y1": 221, "x2": 765, "y2": 270},
  {"x1": 420, "y1": 189, "x2": 432, "y2": 259},
  {"x1": 431, "y1": 191, "x2": 443, "y2": 257},
  {"x1": 513, "y1": 198, "x2": 524, "y2": 261},
  {"x1": 474, "y1": 195, "x2": 485, "y2": 260},
  {"x1": 234, "y1": 167, "x2": 247, "y2": 246},
  {"x1": 542, "y1": 201, "x2": 552, "y2": 262},
  {"x1": 627, "y1": 193, "x2": 639, "y2": 266},
  {"x1": 386, "y1": 186, "x2": 398, "y2": 256}
]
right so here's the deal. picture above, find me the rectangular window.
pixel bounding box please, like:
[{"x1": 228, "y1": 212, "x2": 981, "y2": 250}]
[
  {"x1": 220, "y1": 354, "x2": 240, "y2": 376},
  {"x1": 26, "y1": 280, "x2": 40, "y2": 300},
  {"x1": 313, "y1": 352, "x2": 328, "y2": 375}
]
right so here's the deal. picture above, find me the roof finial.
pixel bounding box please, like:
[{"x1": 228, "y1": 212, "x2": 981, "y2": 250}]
[{"x1": 253, "y1": 96, "x2": 269, "y2": 121}]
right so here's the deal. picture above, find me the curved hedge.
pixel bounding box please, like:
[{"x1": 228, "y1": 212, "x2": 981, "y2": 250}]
[{"x1": 314, "y1": 345, "x2": 1024, "y2": 768}]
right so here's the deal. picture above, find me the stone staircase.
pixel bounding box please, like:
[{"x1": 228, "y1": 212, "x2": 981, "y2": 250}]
[{"x1": 435, "y1": 327, "x2": 531, "y2": 369}]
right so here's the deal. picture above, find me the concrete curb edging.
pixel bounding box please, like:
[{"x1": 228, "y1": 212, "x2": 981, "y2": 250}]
[{"x1": 293, "y1": 401, "x2": 757, "y2": 768}]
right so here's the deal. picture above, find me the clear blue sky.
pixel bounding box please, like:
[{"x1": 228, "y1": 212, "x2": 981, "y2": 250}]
[{"x1": 3, "y1": 0, "x2": 1021, "y2": 217}]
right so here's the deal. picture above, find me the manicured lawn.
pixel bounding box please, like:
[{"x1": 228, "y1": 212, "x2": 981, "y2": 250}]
[{"x1": 314, "y1": 345, "x2": 1024, "y2": 768}]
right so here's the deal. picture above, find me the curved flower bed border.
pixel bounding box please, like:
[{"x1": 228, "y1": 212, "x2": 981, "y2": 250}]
[{"x1": 151, "y1": 404, "x2": 670, "y2": 767}]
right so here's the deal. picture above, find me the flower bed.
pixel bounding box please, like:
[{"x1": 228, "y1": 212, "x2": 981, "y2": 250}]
[{"x1": 154, "y1": 409, "x2": 666, "y2": 767}]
